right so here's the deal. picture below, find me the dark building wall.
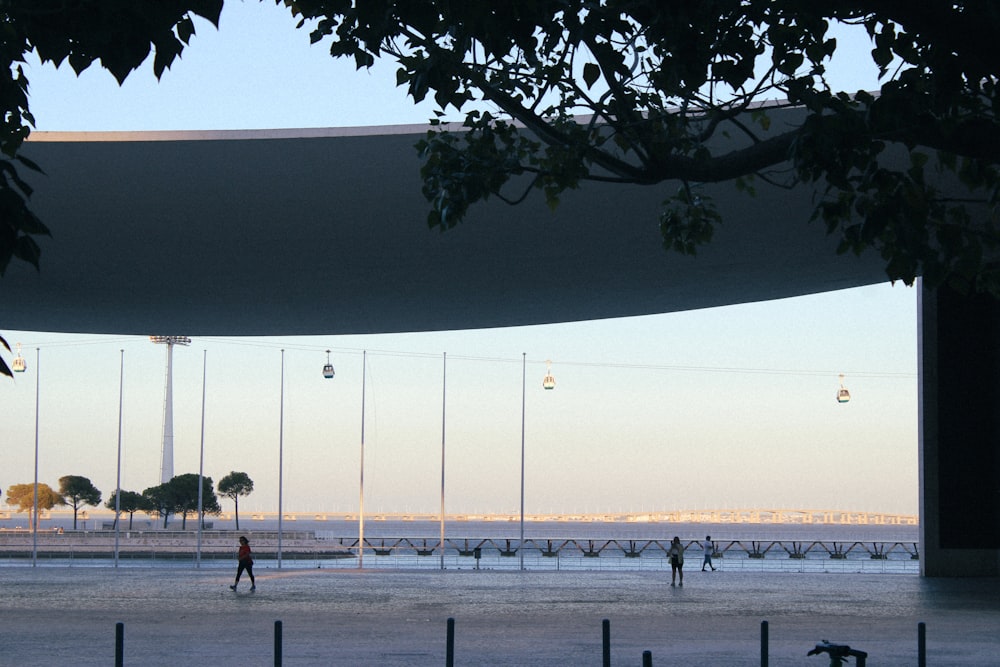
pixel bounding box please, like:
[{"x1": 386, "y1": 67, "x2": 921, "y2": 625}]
[{"x1": 920, "y1": 283, "x2": 1000, "y2": 575}]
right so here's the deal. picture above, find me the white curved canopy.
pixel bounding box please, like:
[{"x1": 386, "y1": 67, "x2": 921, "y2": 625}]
[{"x1": 6, "y1": 121, "x2": 888, "y2": 335}]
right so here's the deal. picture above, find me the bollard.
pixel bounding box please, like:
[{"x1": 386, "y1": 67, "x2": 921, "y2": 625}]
[
  {"x1": 760, "y1": 620, "x2": 768, "y2": 667},
  {"x1": 274, "y1": 620, "x2": 282, "y2": 667},
  {"x1": 918, "y1": 621, "x2": 926, "y2": 667},
  {"x1": 115, "y1": 622, "x2": 124, "y2": 667},
  {"x1": 446, "y1": 617, "x2": 455, "y2": 667},
  {"x1": 642, "y1": 649, "x2": 653, "y2": 666},
  {"x1": 602, "y1": 619, "x2": 611, "y2": 667}
]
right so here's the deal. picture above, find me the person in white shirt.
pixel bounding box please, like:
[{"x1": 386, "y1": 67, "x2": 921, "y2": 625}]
[{"x1": 702, "y1": 535, "x2": 716, "y2": 571}]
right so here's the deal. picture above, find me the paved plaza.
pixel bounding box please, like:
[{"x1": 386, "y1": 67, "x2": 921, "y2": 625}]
[{"x1": 1, "y1": 566, "x2": 998, "y2": 665}]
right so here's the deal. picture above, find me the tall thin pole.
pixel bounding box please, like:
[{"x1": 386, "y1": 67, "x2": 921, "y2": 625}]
[
  {"x1": 114, "y1": 349, "x2": 124, "y2": 567},
  {"x1": 150, "y1": 336, "x2": 190, "y2": 483},
  {"x1": 359, "y1": 350, "x2": 366, "y2": 569},
  {"x1": 440, "y1": 352, "x2": 447, "y2": 570},
  {"x1": 196, "y1": 350, "x2": 207, "y2": 567},
  {"x1": 161, "y1": 341, "x2": 175, "y2": 484},
  {"x1": 520, "y1": 352, "x2": 526, "y2": 571},
  {"x1": 278, "y1": 349, "x2": 285, "y2": 568},
  {"x1": 31, "y1": 347, "x2": 39, "y2": 567}
]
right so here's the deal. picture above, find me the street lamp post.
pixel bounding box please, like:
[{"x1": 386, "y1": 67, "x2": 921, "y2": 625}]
[
  {"x1": 278, "y1": 349, "x2": 285, "y2": 568},
  {"x1": 440, "y1": 352, "x2": 447, "y2": 570},
  {"x1": 196, "y1": 350, "x2": 207, "y2": 567},
  {"x1": 520, "y1": 352, "x2": 526, "y2": 571},
  {"x1": 359, "y1": 350, "x2": 367, "y2": 569},
  {"x1": 31, "y1": 347, "x2": 39, "y2": 567},
  {"x1": 114, "y1": 350, "x2": 124, "y2": 567}
]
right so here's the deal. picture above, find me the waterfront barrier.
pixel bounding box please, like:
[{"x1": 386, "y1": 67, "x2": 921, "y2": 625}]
[
  {"x1": 0, "y1": 531, "x2": 919, "y2": 569},
  {"x1": 333, "y1": 536, "x2": 919, "y2": 562}
]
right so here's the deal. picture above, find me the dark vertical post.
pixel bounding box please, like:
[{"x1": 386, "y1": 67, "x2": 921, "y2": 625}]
[
  {"x1": 602, "y1": 619, "x2": 611, "y2": 667},
  {"x1": 642, "y1": 649, "x2": 653, "y2": 666},
  {"x1": 760, "y1": 620, "x2": 768, "y2": 667},
  {"x1": 115, "y1": 622, "x2": 124, "y2": 667},
  {"x1": 918, "y1": 622, "x2": 926, "y2": 667},
  {"x1": 446, "y1": 617, "x2": 455, "y2": 667},
  {"x1": 274, "y1": 620, "x2": 283, "y2": 667}
]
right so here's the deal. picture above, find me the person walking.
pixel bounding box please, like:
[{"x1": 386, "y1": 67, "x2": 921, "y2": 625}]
[
  {"x1": 669, "y1": 536, "x2": 685, "y2": 586},
  {"x1": 702, "y1": 535, "x2": 717, "y2": 571},
  {"x1": 230, "y1": 536, "x2": 256, "y2": 591}
]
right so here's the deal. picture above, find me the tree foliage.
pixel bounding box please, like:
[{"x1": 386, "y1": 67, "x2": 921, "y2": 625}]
[
  {"x1": 0, "y1": 1, "x2": 222, "y2": 376},
  {"x1": 141, "y1": 482, "x2": 178, "y2": 529},
  {"x1": 0, "y1": 333, "x2": 11, "y2": 377},
  {"x1": 286, "y1": 0, "x2": 1000, "y2": 295},
  {"x1": 57, "y1": 474, "x2": 101, "y2": 529},
  {"x1": 218, "y1": 471, "x2": 254, "y2": 530},
  {"x1": 170, "y1": 473, "x2": 222, "y2": 529},
  {"x1": 142, "y1": 474, "x2": 221, "y2": 529},
  {"x1": 5, "y1": 482, "x2": 65, "y2": 525},
  {"x1": 0, "y1": 0, "x2": 222, "y2": 276},
  {"x1": 105, "y1": 489, "x2": 148, "y2": 529},
  {"x1": 4, "y1": 0, "x2": 1000, "y2": 315}
]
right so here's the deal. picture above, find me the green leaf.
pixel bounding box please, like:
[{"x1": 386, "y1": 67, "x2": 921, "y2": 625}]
[{"x1": 776, "y1": 52, "x2": 804, "y2": 76}]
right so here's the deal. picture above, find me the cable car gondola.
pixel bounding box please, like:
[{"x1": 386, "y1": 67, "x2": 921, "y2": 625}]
[
  {"x1": 542, "y1": 360, "x2": 556, "y2": 390},
  {"x1": 322, "y1": 349, "x2": 335, "y2": 379},
  {"x1": 12, "y1": 343, "x2": 26, "y2": 373},
  {"x1": 837, "y1": 374, "x2": 850, "y2": 403}
]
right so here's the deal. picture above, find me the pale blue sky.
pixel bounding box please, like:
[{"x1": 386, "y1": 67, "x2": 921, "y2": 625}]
[{"x1": 3, "y1": 3, "x2": 917, "y2": 516}]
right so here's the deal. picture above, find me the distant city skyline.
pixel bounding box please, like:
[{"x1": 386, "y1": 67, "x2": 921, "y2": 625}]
[{"x1": 3, "y1": 3, "x2": 917, "y2": 518}]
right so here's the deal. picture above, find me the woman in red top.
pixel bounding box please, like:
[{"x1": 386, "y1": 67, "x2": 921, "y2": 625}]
[{"x1": 230, "y1": 536, "x2": 256, "y2": 591}]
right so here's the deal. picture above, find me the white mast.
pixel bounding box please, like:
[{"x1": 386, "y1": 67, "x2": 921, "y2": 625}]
[{"x1": 150, "y1": 336, "x2": 191, "y2": 483}]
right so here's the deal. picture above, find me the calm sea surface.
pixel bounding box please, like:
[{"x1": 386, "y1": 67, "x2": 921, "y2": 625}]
[
  {"x1": 304, "y1": 518, "x2": 918, "y2": 542},
  {"x1": 1, "y1": 516, "x2": 919, "y2": 542}
]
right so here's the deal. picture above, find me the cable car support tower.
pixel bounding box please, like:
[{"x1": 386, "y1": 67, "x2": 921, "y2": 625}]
[{"x1": 150, "y1": 336, "x2": 191, "y2": 484}]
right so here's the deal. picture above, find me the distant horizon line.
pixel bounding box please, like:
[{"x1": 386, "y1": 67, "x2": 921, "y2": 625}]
[{"x1": 15, "y1": 508, "x2": 919, "y2": 526}]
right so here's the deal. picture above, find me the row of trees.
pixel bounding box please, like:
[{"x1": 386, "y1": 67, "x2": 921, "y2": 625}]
[
  {"x1": 5, "y1": 475, "x2": 102, "y2": 529},
  {"x1": 4, "y1": 471, "x2": 255, "y2": 530}
]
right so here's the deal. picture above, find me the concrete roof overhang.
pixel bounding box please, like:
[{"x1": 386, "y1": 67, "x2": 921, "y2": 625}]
[{"x1": 6, "y1": 117, "x2": 890, "y2": 336}]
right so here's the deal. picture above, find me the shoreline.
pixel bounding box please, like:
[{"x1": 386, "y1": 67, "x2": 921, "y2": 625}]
[
  {"x1": 0, "y1": 528, "x2": 920, "y2": 565},
  {"x1": 0, "y1": 508, "x2": 920, "y2": 527}
]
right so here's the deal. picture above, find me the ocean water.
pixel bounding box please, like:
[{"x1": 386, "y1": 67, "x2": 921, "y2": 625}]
[{"x1": 307, "y1": 518, "x2": 919, "y2": 542}]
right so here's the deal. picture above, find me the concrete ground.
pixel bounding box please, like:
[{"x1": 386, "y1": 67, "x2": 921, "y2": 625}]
[{"x1": 1, "y1": 566, "x2": 998, "y2": 666}]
